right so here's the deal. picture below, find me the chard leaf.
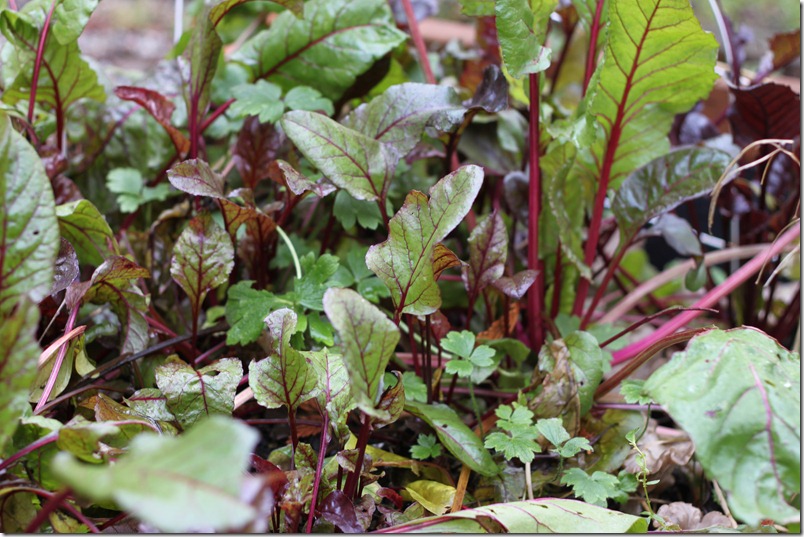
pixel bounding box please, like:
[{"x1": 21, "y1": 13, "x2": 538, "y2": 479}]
[
  {"x1": 492, "y1": 270, "x2": 538, "y2": 300},
  {"x1": 0, "y1": 10, "x2": 105, "y2": 112},
  {"x1": 462, "y1": 210, "x2": 507, "y2": 300},
  {"x1": 114, "y1": 86, "x2": 190, "y2": 155},
  {"x1": 0, "y1": 298, "x2": 40, "y2": 456},
  {"x1": 281, "y1": 110, "x2": 395, "y2": 201},
  {"x1": 612, "y1": 147, "x2": 731, "y2": 241},
  {"x1": 56, "y1": 200, "x2": 119, "y2": 267},
  {"x1": 366, "y1": 165, "x2": 484, "y2": 317},
  {"x1": 170, "y1": 213, "x2": 234, "y2": 324},
  {"x1": 307, "y1": 349, "x2": 355, "y2": 433},
  {"x1": 343, "y1": 83, "x2": 466, "y2": 156},
  {"x1": 249, "y1": 309, "x2": 318, "y2": 411},
  {"x1": 404, "y1": 401, "x2": 497, "y2": 477},
  {"x1": 209, "y1": 0, "x2": 304, "y2": 25},
  {"x1": 167, "y1": 159, "x2": 226, "y2": 198},
  {"x1": 0, "y1": 114, "x2": 59, "y2": 309},
  {"x1": 233, "y1": 118, "x2": 285, "y2": 190},
  {"x1": 54, "y1": 416, "x2": 259, "y2": 532},
  {"x1": 495, "y1": 0, "x2": 557, "y2": 78},
  {"x1": 728, "y1": 82, "x2": 800, "y2": 145},
  {"x1": 580, "y1": 0, "x2": 718, "y2": 189},
  {"x1": 643, "y1": 328, "x2": 800, "y2": 526},
  {"x1": 234, "y1": 0, "x2": 406, "y2": 100},
  {"x1": 156, "y1": 357, "x2": 243, "y2": 428},
  {"x1": 51, "y1": 0, "x2": 101, "y2": 44},
  {"x1": 183, "y1": 8, "x2": 222, "y2": 136},
  {"x1": 323, "y1": 287, "x2": 399, "y2": 419}
]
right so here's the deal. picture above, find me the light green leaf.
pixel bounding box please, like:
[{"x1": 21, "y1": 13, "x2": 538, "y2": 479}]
[
  {"x1": 484, "y1": 430, "x2": 541, "y2": 464},
  {"x1": 230, "y1": 80, "x2": 284, "y2": 123},
  {"x1": 441, "y1": 331, "x2": 476, "y2": 359},
  {"x1": 323, "y1": 287, "x2": 399, "y2": 418},
  {"x1": 643, "y1": 328, "x2": 800, "y2": 526},
  {"x1": 224, "y1": 281, "x2": 284, "y2": 346},
  {"x1": 405, "y1": 480, "x2": 456, "y2": 516},
  {"x1": 56, "y1": 200, "x2": 119, "y2": 267},
  {"x1": 366, "y1": 166, "x2": 484, "y2": 317},
  {"x1": 292, "y1": 253, "x2": 340, "y2": 311},
  {"x1": 51, "y1": 0, "x2": 100, "y2": 44},
  {"x1": 284, "y1": 86, "x2": 334, "y2": 115},
  {"x1": 333, "y1": 190, "x2": 385, "y2": 230},
  {"x1": 405, "y1": 401, "x2": 497, "y2": 477},
  {"x1": 410, "y1": 434, "x2": 442, "y2": 460},
  {"x1": 557, "y1": 436, "x2": 593, "y2": 458},
  {"x1": 249, "y1": 309, "x2": 318, "y2": 411},
  {"x1": 307, "y1": 349, "x2": 354, "y2": 432},
  {"x1": 536, "y1": 417, "x2": 571, "y2": 447},
  {"x1": 234, "y1": 0, "x2": 406, "y2": 100},
  {"x1": 107, "y1": 168, "x2": 173, "y2": 213},
  {"x1": 495, "y1": 0, "x2": 557, "y2": 78},
  {"x1": 401, "y1": 371, "x2": 428, "y2": 403},
  {"x1": 382, "y1": 498, "x2": 648, "y2": 532},
  {"x1": 282, "y1": 110, "x2": 396, "y2": 201},
  {"x1": 156, "y1": 357, "x2": 242, "y2": 428},
  {"x1": 125, "y1": 388, "x2": 176, "y2": 423},
  {"x1": 560, "y1": 468, "x2": 622, "y2": 507},
  {"x1": 457, "y1": 0, "x2": 494, "y2": 16},
  {"x1": 209, "y1": 0, "x2": 304, "y2": 26},
  {"x1": 54, "y1": 416, "x2": 259, "y2": 532}
]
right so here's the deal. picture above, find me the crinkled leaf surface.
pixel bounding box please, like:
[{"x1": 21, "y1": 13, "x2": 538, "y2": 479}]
[
  {"x1": 643, "y1": 328, "x2": 800, "y2": 526},
  {"x1": 612, "y1": 147, "x2": 731, "y2": 241},
  {"x1": 249, "y1": 309, "x2": 317, "y2": 411},
  {"x1": 366, "y1": 166, "x2": 483, "y2": 316},
  {"x1": 282, "y1": 110, "x2": 395, "y2": 201},
  {"x1": 405, "y1": 401, "x2": 497, "y2": 477},
  {"x1": 379, "y1": 498, "x2": 648, "y2": 533},
  {"x1": 323, "y1": 288, "x2": 399, "y2": 418},
  {"x1": 56, "y1": 200, "x2": 119, "y2": 267},
  {"x1": 234, "y1": 0, "x2": 406, "y2": 100},
  {"x1": 170, "y1": 213, "x2": 234, "y2": 320},
  {"x1": 168, "y1": 159, "x2": 226, "y2": 199},
  {"x1": 54, "y1": 416, "x2": 259, "y2": 532},
  {"x1": 462, "y1": 210, "x2": 507, "y2": 299},
  {"x1": 0, "y1": 114, "x2": 59, "y2": 310},
  {"x1": 495, "y1": 0, "x2": 557, "y2": 78},
  {"x1": 156, "y1": 357, "x2": 242, "y2": 428}
]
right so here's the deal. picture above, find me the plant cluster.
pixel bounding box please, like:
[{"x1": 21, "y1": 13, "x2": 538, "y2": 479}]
[{"x1": 0, "y1": 0, "x2": 799, "y2": 533}]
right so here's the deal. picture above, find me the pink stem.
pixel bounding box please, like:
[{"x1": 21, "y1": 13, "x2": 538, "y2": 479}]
[
  {"x1": 305, "y1": 412, "x2": 330, "y2": 533},
  {"x1": 34, "y1": 304, "x2": 80, "y2": 413},
  {"x1": 400, "y1": 0, "x2": 435, "y2": 84},
  {"x1": 582, "y1": 0, "x2": 605, "y2": 94},
  {"x1": 612, "y1": 225, "x2": 800, "y2": 365},
  {"x1": 526, "y1": 73, "x2": 544, "y2": 349},
  {"x1": 27, "y1": 0, "x2": 56, "y2": 127}
]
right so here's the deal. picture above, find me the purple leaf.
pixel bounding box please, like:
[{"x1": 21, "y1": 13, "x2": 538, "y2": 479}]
[
  {"x1": 320, "y1": 490, "x2": 363, "y2": 534},
  {"x1": 462, "y1": 210, "x2": 508, "y2": 300},
  {"x1": 233, "y1": 117, "x2": 285, "y2": 190},
  {"x1": 492, "y1": 270, "x2": 538, "y2": 300},
  {"x1": 728, "y1": 82, "x2": 801, "y2": 146},
  {"x1": 115, "y1": 86, "x2": 190, "y2": 154},
  {"x1": 167, "y1": 159, "x2": 226, "y2": 199}
]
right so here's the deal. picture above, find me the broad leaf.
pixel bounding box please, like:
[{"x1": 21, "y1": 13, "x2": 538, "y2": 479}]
[
  {"x1": 233, "y1": 117, "x2": 285, "y2": 190},
  {"x1": 343, "y1": 83, "x2": 466, "y2": 156},
  {"x1": 0, "y1": 298, "x2": 40, "y2": 456},
  {"x1": 307, "y1": 349, "x2": 354, "y2": 434},
  {"x1": 560, "y1": 468, "x2": 624, "y2": 507},
  {"x1": 323, "y1": 288, "x2": 399, "y2": 418},
  {"x1": 643, "y1": 328, "x2": 800, "y2": 526},
  {"x1": 170, "y1": 213, "x2": 234, "y2": 323},
  {"x1": 168, "y1": 159, "x2": 226, "y2": 198},
  {"x1": 281, "y1": 110, "x2": 395, "y2": 201},
  {"x1": 462, "y1": 210, "x2": 507, "y2": 300},
  {"x1": 234, "y1": 0, "x2": 406, "y2": 100},
  {"x1": 405, "y1": 480, "x2": 456, "y2": 516},
  {"x1": 54, "y1": 416, "x2": 259, "y2": 532},
  {"x1": 56, "y1": 200, "x2": 119, "y2": 267},
  {"x1": 728, "y1": 82, "x2": 801, "y2": 146},
  {"x1": 492, "y1": 270, "x2": 539, "y2": 300},
  {"x1": 249, "y1": 309, "x2": 317, "y2": 411},
  {"x1": 224, "y1": 281, "x2": 283, "y2": 346},
  {"x1": 230, "y1": 80, "x2": 284, "y2": 123},
  {"x1": 0, "y1": 114, "x2": 59, "y2": 310},
  {"x1": 612, "y1": 147, "x2": 732, "y2": 241},
  {"x1": 539, "y1": 331, "x2": 607, "y2": 415},
  {"x1": 495, "y1": 0, "x2": 557, "y2": 78},
  {"x1": 115, "y1": 86, "x2": 190, "y2": 154},
  {"x1": 209, "y1": 0, "x2": 304, "y2": 26},
  {"x1": 156, "y1": 357, "x2": 242, "y2": 428},
  {"x1": 378, "y1": 498, "x2": 648, "y2": 533},
  {"x1": 366, "y1": 166, "x2": 484, "y2": 317},
  {"x1": 404, "y1": 401, "x2": 497, "y2": 477},
  {"x1": 51, "y1": 0, "x2": 101, "y2": 44}
]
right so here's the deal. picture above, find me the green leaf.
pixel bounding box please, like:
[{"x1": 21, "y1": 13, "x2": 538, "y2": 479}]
[
  {"x1": 445, "y1": 359, "x2": 474, "y2": 378},
  {"x1": 366, "y1": 165, "x2": 484, "y2": 317},
  {"x1": 380, "y1": 498, "x2": 648, "y2": 533},
  {"x1": 170, "y1": 213, "x2": 234, "y2": 323},
  {"x1": 183, "y1": 8, "x2": 222, "y2": 128},
  {"x1": 343, "y1": 83, "x2": 466, "y2": 157},
  {"x1": 249, "y1": 309, "x2": 318, "y2": 411},
  {"x1": 0, "y1": 114, "x2": 59, "y2": 309},
  {"x1": 125, "y1": 388, "x2": 176, "y2": 423},
  {"x1": 401, "y1": 371, "x2": 427, "y2": 403},
  {"x1": 0, "y1": 298, "x2": 40, "y2": 455},
  {"x1": 0, "y1": 10, "x2": 105, "y2": 112},
  {"x1": 405, "y1": 401, "x2": 497, "y2": 477},
  {"x1": 557, "y1": 436, "x2": 593, "y2": 458},
  {"x1": 224, "y1": 281, "x2": 283, "y2": 346},
  {"x1": 541, "y1": 331, "x2": 608, "y2": 416},
  {"x1": 156, "y1": 357, "x2": 242, "y2": 428},
  {"x1": 612, "y1": 147, "x2": 732, "y2": 241},
  {"x1": 536, "y1": 417, "x2": 571, "y2": 447},
  {"x1": 234, "y1": 0, "x2": 406, "y2": 100},
  {"x1": 333, "y1": 190, "x2": 385, "y2": 230},
  {"x1": 643, "y1": 328, "x2": 800, "y2": 526},
  {"x1": 54, "y1": 416, "x2": 259, "y2": 532},
  {"x1": 282, "y1": 110, "x2": 396, "y2": 201},
  {"x1": 458, "y1": 0, "x2": 494, "y2": 16},
  {"x1": 307, "y1": 349, "x2": 354, "y2": 433},
  {"x1": 323, "y1": 287, "x2": 399, "y2": 418},
  {"x1": 29, "y1": 333, "x2": 81, "y2": 403},
  {"x1": 208, "y1": 0, "x2": 304, "y2": 26},
  {"x1": 284, "y1": 86, "x2": 334, "y2": 115},
  {"x1": 107, "y1": 168, "x2": 173, "y2": 213},
  {"x1": 560, "y1": 468, "x2": 622, "y2": 507},
  {"x1": 579, "y1": 0, "x2": 719, "y2": 190},
  {"x1": 495, "y1": 0, "x2": 557, "y2": 78},
  {"x1": 292, "y1": 253, "x2": 340, "y2": 311},
  {"x1": 462, "y1": 211, "x2": 507, "y2": 299},
  {"x1": 56, "y1": 200, "x2": 119, "y2": 267},
  {"x1": 51, "y1": 0, "x2": 100, "y2": 44},
  {"x1": 405, "y1": 480, "x2": 456, "y2": 516},
  {"x1": 484, "y1": 430, "x2": 541, "y2": 464},
  {"x1": 230, "y1": 80, "x2": 284, "y2": 123},
  {"x1": 440, "y1": 331, "x2": 476, "y2": 359},
  {"x1": 410, "y1": 434, "x2": 442, "y2": 460},
  {"x1": 620, "y1": 379, "x2": 652, "y2": 405}
]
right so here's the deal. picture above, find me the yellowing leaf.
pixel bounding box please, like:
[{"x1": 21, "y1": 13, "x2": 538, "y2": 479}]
[{"x1": 405, "y1": 480, "x2": 456, "y2": 515}]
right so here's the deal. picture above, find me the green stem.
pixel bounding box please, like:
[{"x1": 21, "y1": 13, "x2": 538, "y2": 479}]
[{"x1": 276, "y1": 224, "x2": 302, "y2": 280}]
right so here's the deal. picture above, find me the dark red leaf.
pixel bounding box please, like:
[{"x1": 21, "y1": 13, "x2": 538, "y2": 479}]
[
  {"x1": 463, "y1": 64, "x2": 508, "y2": 113},
  {"x1": 50, "y1": 238, "x2": 79, "y2": 297},
  {"x1": 377, "y1": 487, "x2": 404, "y2": 510},
  {"x1": 728, "y1": 82, "x2": 800, "y2": 146},
  {"x1": 320, "y1": 490, "x2": 362, "y2": 533},
  {"x1": 115, "y1": 86, "x2": 190, "y2": 154},
  {"x1": 233, "y1": 117, "x2": 285, "y2": 190},
  {"x1": 51, "y1": 174, "x2": 83, "y2": 205}
]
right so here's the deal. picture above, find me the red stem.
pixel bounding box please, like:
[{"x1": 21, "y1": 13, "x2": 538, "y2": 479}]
[
  {"x1": 0, "y1": 432, "x2": 58, "y2": 473},
  {"x1": 580, "y1": 239, "x2": 631, "y2": 328},
  {"x1": 305, "y1": 412, "x2": 330, "y2": 533},
  {"x1": 27, "y1": 0, "x2": 56, "y2": 128},
  {"x1": 343, "y1": 413, "x2": 372, "y2": 500},
  {"x1": 611, "y1": 225, "x2": 800, "y2": 365},
  {"x1": 582, "y1": 0, "x2": 605, "y2": 95},
  {"x1": 35, "y1": 303, "x2": 80, "y2": 413},
  {"x1": 400, "y1": 0, "x2": 435, "y2": 84},
  {"x1": 526, "y1": 73, "x2": 544, "y2": 349},
  {"x1": 200, "y1": 98, "x2": 235, "y2": 133}
]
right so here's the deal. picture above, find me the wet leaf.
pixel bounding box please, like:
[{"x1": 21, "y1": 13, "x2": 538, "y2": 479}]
[
  {"x1": 234, "y1": 0, "x2": 406, "y2": 100},
  {"x1": 495, "y1": 0, "x2": 557, "y2": 78},
  {"x1": 492, "y1": 270, "x2": 538, "y2": 300},
  {"x1": 170, "y1": 213, "x2": 234, "y2": 324},
  {"x1": 56, "y1": 199, "x2": 119, "y2": 267},
  {"x1": 115, "y1": 86, "x2": 190, "y2": 154},
  {"x1": 54, "y1": 416, "x2": 259, "y2": 532},
  {"x1": 156, "y1": 357, "x2": 243, "y2": 428},
  {"x1": 320, "y1": 490, "x2": 362, "y2": 533},
  {"x1": 405, "y1": 401, "x2": 497, "y2": 477},
  {"x1": 728, "y1": 82, "x2": 801, "y2": 146},
  {"x1": 51, "y1": 238, "x2": 79, "y2": 296},
  {"x1": 367, "y1": 166, "x2": 483, "y2": 317},
  {"x1": 405, "y1": 480, "x2": 456, "y2": 515},
  {"x1": 167, "y1": 159, "x2": 226, "y2": 198},
  {"x1": 643, "y1": 327, "x2": 800, "y2": 526},
  {"x1": 249, "y1": 309, "x2": 318, "y2": 411},
  {"x1": 323, "y1": 288, "x2": 399, "y2": 418},
  {"x1": 462, "y1": 210, "x2": 507, "y2": 300}
]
